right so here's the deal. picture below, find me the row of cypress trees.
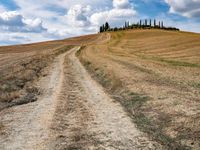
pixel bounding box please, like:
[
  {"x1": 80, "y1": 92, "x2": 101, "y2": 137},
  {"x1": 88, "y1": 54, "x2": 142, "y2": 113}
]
[
  {"x1": 138, "y1": 19, "x2": 164, "y2": 28},
  {"x1": 99, "y1": 19, "x2": 179, "y2": 33}
]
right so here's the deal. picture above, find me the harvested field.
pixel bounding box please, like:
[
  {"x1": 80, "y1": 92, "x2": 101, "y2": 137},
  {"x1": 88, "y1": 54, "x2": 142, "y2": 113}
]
[
  {"x1": 78, "y1": 29, "x2": 200, "y2": 149},
  {"x1": 0, "y1": 29, "x2": 199, "y2": 150},
  {"x1": 0, "y1": 34, "x2": 161, "y2": 150},
  {"x1": 0, "y1": 34, "x2": 99, "y2": 111}
]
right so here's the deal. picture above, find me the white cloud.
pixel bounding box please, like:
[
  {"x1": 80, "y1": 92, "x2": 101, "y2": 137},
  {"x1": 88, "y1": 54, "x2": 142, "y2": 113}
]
[
  {"x1": 0, "y1": 11, "x2": 24, "y2": 26},
  {"x1": 0, "y1": 11, "x2": 47, "y2": 33},
  {"x1": 90, "y1": 0, "x2": 136, "y2": 27},
  {"x1": 12, "y1": 0, "x2": 110, "y2": 19},
  {"x1": 165, "y1": 0, "x2": 200, "y2": 18},
  {"x1": 0, "y1": 0, "x2": 137, "y2": 45},
  {"x1": 10, "y1": 0, "x2": 136, "y2": 37},
  {"x1": 90, "y1": 9, "x2": 136, "y2": 26},
  {"x1": 11, "y1": 0, "x2": 108, "y2": 39},
  {"x1": 0, "y1": 11, "x2": 49, "y2": 45},
  {"x1": 66, "y1": 5, "x2": 91, "y2": 27},
  {"x1": 113, "y1": 0, "x2": 131, "y2": 9}
]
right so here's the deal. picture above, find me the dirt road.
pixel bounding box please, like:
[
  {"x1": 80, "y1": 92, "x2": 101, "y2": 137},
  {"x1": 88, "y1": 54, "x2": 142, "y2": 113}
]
[
  {"x1": 0, "y1": 47, "x2": 161, "y2": 149},
  {"x1": 51, "y1": 47, "x2": 161, "y2": 149},
  {"x1": 0, "y1": 51, "x2": 66, "y2": 149}
]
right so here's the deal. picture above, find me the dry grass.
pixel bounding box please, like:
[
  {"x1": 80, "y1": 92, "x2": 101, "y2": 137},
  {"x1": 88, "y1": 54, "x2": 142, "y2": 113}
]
[
  {"x1": 0, "y1": 46, "x2": 73, "y2": 110},
  {"x1": 0, "y1": 34, "x2": 100, "y2": 111},
  {"x1": 78, "y1": 30, "x2": 200, "y2": 149}
]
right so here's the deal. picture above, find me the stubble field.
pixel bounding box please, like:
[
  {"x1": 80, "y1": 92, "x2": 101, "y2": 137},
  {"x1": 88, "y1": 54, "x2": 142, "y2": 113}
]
[
  {"x1": 0, "y1": 29, "x2": 200, "y2": 149},
  {"x1": 78, "y1": 29, "x2": 200, "y2": 149}
]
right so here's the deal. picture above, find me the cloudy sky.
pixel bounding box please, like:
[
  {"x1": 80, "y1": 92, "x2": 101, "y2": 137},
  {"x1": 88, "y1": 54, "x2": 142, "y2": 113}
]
[{"x1": 0, "y1": 0, "x2": 200, "y2": 45}]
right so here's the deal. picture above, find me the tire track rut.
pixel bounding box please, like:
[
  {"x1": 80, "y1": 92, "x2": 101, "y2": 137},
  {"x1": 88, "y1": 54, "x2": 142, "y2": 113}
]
[
  {"x1": 50, "y1": 47, "x2": 162, "y2": 149},
  {"x1": 0, "y1": 46, "x2": 162, "y2": 150}
]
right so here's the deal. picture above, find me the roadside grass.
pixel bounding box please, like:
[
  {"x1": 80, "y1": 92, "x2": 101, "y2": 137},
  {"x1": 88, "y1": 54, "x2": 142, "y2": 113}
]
[
  {"x1": 54, "y1": 45, "x2": 73, "y2": 55},
  {"x1": 75, "y1": 46, "x2": 86, "y2": 57},
  {"x1": 77, "y1": 47, "x2": 190, "y2": 149},
  {"x1": 0, "y1": 46, "x2": 73, "y2": 111}
]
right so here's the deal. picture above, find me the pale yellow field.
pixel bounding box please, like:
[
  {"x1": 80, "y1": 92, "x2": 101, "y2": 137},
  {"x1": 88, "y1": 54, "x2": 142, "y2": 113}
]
[
  {"x1": 1, "y1": 29, "x2": 200, "y2": 149},
  {"x1": 78, "y1": 29, "x2": 200, "y2": 149}
]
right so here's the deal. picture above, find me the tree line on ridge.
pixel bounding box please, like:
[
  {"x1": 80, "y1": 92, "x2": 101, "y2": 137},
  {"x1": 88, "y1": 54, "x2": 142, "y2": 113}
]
[{"x1": 99, "y1": 19, "x2": 180, "y2": 33}]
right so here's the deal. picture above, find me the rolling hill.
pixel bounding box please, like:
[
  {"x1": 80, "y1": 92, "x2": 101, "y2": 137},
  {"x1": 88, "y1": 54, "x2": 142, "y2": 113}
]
[
  {"x1": 78, "y1": 29, "x2": 200, "y2": 149},
  {"x1": 0, "y1": 29, "x2": 200, "y2": 149}
]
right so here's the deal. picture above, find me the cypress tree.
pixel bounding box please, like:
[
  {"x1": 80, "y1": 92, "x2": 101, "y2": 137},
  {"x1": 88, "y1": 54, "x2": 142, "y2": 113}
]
[
  {"x1": 105, "y1": 22, "x2": 110, "y2": 31},
  {"x1": 145, "y1": 19, "x2": 147, "y2": 26},
  {"x1": 102, "y1": 24, "x2": 105, "y2": 32},
  {"x1": 154, "y1": 19, "x2": 156, "y2": 27},
  {"x1": 150, "y1": 19, "x2": 152, "y2": 27},
  {"x1": 161, "y1": 21, "x2": 164, "y2": 28},
  {"x1": 100, "y1": 26, "x2": 103, "y2": 33}
]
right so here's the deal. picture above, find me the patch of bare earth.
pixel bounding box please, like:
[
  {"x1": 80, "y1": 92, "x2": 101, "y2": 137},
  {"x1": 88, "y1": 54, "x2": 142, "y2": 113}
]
[{"x1": 50, "y1": 47, "x2": 162, "y2": 149}]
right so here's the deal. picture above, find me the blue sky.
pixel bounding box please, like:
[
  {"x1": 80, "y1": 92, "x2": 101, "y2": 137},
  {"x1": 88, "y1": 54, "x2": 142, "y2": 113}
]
[{"x1": 0, "y1": 0, "x2": 200, "y2": 45}]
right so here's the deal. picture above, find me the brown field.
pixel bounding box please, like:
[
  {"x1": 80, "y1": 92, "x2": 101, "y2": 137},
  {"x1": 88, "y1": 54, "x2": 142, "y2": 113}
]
[
  {"x1": 0, "y1": 29, "x2": 200, "y2": 149},
  {"x1": 0, "y1": 34, "x2": 100, "y2": 70},
  {"x1": 78, "y1": 29, "x2": 200, "y2": 149},
  {"x1": 0, "y1": 34, "x2": 100, "y2": 110}
]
